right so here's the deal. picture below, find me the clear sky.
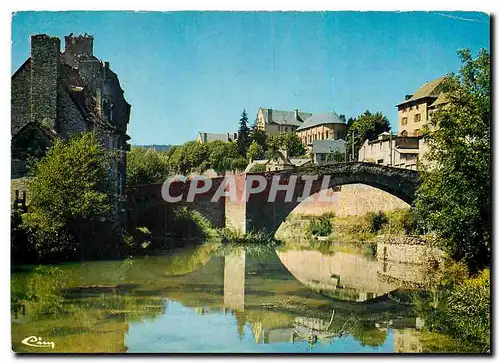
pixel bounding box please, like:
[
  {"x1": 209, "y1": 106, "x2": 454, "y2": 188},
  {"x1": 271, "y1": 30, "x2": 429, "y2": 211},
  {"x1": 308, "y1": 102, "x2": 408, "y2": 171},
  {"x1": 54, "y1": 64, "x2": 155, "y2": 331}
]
[{"x1": 11, "y1": 11, "x2": 490, "y2": 145}]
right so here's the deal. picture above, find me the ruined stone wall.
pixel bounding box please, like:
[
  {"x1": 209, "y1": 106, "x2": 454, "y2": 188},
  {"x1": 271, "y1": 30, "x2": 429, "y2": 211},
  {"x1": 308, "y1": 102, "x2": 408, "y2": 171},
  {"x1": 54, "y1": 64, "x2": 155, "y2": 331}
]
[
  {"x1": 11, "y1": 62, "x2": 31, "y2": 136},
  {"x1": 57, "y1": 84, "x2": 88, "y2": 139}
]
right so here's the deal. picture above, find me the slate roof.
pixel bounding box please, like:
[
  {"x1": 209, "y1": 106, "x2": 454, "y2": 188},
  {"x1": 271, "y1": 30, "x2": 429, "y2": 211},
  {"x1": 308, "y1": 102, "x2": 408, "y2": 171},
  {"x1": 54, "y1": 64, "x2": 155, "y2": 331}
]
[
  {"x1": 312, "y1": 139, "x2": 347, "y2": 154},
  {"x1": 397, "y1": 76, "x2": 447, "y2": 106},
  {"x1": 261, "y1": 108, "x2": 313, "y2": 127},
  {"x1": 429, "y1": 92, "x2": 449, "y2": 108},
  {"x1": 296, "y1": 111, "x2": 346, "y2": 131}
]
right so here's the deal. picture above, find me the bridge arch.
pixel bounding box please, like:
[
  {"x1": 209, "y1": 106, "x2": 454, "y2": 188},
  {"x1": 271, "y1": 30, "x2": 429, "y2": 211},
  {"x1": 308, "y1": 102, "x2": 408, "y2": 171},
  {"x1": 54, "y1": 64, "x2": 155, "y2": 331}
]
[{"x1": 244, "y1": 162, "x2": 420, "y2": 235}]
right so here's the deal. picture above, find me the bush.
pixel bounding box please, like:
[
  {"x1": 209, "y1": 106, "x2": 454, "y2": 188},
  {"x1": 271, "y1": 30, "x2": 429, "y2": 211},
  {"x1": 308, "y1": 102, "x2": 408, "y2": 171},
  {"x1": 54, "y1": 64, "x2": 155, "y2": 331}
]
[
  {"x1": 368, "y1": 211, "x2": 388, "y2": 233},
  {"x1": 127, "y1": 147, "x2": 170, "y2": 185},
  {"x1": 249, "y1": 162, "x2": 266, "y2": 173},
  {"x1": 402, "y1": 208, "x2": 424, "y2": 235},
  {"x1": 445, "y1": 269, "x2": 490, "y2": 350},
  {"x1": 22, "y1": 132, "x2": 118, "y2": 260},
  {"x1": 308, "y1": 214, "x2": 333, "y2": 237}
]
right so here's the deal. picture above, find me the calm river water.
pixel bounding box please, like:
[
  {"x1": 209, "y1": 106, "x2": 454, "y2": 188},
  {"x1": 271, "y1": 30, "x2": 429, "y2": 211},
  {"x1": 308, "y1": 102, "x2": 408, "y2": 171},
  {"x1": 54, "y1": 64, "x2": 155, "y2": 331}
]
[{"x1": 10, "y1": 241, "x2": 466, "y2": 353}]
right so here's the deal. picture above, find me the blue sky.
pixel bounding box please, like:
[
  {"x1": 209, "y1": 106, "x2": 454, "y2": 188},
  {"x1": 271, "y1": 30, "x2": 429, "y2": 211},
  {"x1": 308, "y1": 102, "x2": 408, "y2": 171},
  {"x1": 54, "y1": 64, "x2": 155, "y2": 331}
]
[{"x1": 11, "y1": 11, "x2": 490, "y2": 145}]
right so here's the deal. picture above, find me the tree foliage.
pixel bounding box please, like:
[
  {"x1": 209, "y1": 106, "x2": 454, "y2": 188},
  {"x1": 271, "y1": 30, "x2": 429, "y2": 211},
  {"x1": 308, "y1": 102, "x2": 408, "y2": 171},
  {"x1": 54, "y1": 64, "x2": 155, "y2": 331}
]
[
  {"x1": 415, "y1": 48, "x2": 491, "y2": 271},
  {"x1": 246, "y1": 140, "x2": 264, "y2": 161},
  {"x1": 127, "y1": 147, "x2": 170, "y2": 185},
  {"x1": 346, "y1": 110, "x2": 391, "y2": 160},
  {"x1": 266, "y1": 133, "x2": 305, "y2": 158},
  {"x1": 237, "y1": 109, "x2": 250, "y2": 157},
  {"x1": 22, "y1": 132, "x2": 117, "y2": 259}
]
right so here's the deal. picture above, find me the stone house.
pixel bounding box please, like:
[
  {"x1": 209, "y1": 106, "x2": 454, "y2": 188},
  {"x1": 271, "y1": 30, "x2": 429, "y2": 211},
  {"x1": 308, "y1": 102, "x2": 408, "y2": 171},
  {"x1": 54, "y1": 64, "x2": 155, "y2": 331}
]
[
  {"x1": 196, "y1": 132, "x2": 237, "y2": 144},
  {"x1": 245, "y1": 148, "x2": 311, "y2": 173},
  {"x1": 359, "y1": 76, "x2": 450, "y2": 169},
  {"x1": 396, "y1": 76, "x2": 447, "y2": 137},
  {"x1": 358, "y1": 132, "x2": 420, "y2": 170},
  {"x1": 255, "y1": 107, "x2": 312, "y2": 136},
  {"x1": 11, "y1": 33, "x2": 131, "y2": 196},
  {"x1": 295, "y1": 111, "x2": 348, "y2": 147}
]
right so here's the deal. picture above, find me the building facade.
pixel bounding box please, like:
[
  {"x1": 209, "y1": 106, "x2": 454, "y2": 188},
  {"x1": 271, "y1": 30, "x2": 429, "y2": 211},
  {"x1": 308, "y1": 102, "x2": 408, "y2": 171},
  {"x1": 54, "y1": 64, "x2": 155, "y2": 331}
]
[
  {"x1": 358, "y1": 132, "x2": 420, "y2": 170},
  {"x1": 359, "y1": 76, "x2": 449, "y2": 170},
  {"x1": 255, "y1": 107, "x2": 312, "y2": 136},
  {"x1": 295, "y1": 111, "x2": 348, "y2": 147},
  {"x1": 11, "y1": 33, "x2": 131, "y2": 196},
  {"x1": 396, "y1": 76, "x2": 447, "y2": 137}
]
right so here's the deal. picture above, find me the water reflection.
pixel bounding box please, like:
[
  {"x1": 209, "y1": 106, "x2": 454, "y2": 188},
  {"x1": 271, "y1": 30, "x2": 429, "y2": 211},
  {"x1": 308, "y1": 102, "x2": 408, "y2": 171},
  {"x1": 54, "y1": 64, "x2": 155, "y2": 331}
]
[{"x1": 11, "y1": 242, "x2": 439, "y2": 353}]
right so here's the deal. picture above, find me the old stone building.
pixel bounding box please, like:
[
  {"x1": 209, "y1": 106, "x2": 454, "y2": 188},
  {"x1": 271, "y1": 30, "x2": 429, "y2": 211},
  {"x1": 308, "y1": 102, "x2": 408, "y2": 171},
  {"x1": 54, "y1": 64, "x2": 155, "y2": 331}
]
[
  {"x1": 255, "y1": 107, "x2": 312, "y2": 136},
  {"x1": 396, "y1": 76, "x2": 447, "y2": 137},
  {"x1": 358, "y1": 132, "x2": 420, "y2": 170},
  {"x1": 358, "y1": 76, "x2": 450, "y2": 170},
  {"x1": 295, "y1": 111, "x2": 348, "y2": 147},
  {"x1": 11, "y1": 33, "x2": 131, "y2": 195}
]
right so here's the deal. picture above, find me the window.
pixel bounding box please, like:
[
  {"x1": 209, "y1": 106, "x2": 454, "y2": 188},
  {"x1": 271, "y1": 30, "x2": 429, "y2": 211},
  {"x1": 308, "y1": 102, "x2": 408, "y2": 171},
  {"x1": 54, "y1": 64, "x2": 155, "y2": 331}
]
[
  {"x1": 377, "y1": 159, "x2": 384, "y2": 164},
  {"x1": 414, "y1": 113, "x2": 421, "y2": 122},
  {"x1": 401, "y1": 117, "x2": 408, "y2": 125},
  {"x1": 325, "y1": 131, "x2": 329, "y2": 139},
  {"x1": 414, "y1": 129, "x2": 420, "y2": 136},
  {"x1": 285, "y1": 127, "x2": 288, "y2": 132},
  {"x1": 401, "y1": 130, "x2": 408, "y2": 137}
]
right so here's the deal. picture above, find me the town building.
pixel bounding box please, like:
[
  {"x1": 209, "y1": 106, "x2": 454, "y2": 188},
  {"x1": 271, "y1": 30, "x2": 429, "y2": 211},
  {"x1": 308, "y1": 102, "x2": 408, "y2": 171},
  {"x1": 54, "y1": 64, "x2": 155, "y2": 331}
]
[
  {"x1": 245, "y1": 148, "x2": 311, "y2": 173},
  {"x1": 295, "y1": 111, "x2": 348, "y2": 147},
  {"x1": 358, "y1": 132, "x2": 420, "y2": 170},
  {"x1": 255, "y1": 107, "x2": 312, "y2": 136},
  {"x1": 11, "y1": 33, "x2": 131, "y2": 196},
  {"x1": 396, "y1": 76, "x2": 447, "y2": 137},
  {"x1": 196, "y1": 132, "x2": 237, "y2": 144},
  {"x1": 312, "y1": 139, "x2": 347, "y2": 165},
  {"x1": 358, "y1": 76, "x2": 449, "y2": 169}
]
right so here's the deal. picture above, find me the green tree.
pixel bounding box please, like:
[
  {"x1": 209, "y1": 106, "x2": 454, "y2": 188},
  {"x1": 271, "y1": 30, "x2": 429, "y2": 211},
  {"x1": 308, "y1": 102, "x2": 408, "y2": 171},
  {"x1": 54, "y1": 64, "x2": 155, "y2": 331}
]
[
  {"x1": 127, "y1": 147, "x2": 170, "y2": 185},
  {"x1": 246, "y1": 140, "x2": 264, "y2": 161},
  {"x1": 207, "y1": 140, "x2": 239, "y2": 171},
  {"x1": 346, "y1": 111, "x2": 390, "y2": 160},
  {"x1": 249, "y1": 121, "x2": 268, "y2": 152},
  {"x1": 415, "y1": 48, "x2": 490, "y2": 272},
  {"x1": 237, "y1": 109, "x2": 250, "y2": 156},
  {"x1": 281, "y1": 132, "x2": 305, "y2": 157},
  {"x1": 22, "y1": 132, "x2": 116, "y2": 259},
  {"x1": 265, "y1": 133, "x2": 305, "y2": 158},
  {"x1": 325, "y1": 150, "x2": 346, "y2": 163}
]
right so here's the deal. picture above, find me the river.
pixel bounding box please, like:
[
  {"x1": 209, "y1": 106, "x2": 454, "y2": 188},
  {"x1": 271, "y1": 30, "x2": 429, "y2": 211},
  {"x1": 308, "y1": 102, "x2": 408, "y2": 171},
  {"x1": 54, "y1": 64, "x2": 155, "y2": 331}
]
[{"x1": 10, "y1": 240, "x2": 471, "y2": 353}]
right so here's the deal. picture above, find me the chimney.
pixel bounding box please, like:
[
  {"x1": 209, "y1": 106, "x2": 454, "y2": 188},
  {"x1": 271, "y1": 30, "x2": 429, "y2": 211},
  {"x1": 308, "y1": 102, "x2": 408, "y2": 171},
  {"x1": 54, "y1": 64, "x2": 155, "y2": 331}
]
[
  {"x1": 294, "y1": 109, "x2": 299, "y2": 120},
  {"x1": 30, "y1": 34, "x2": 60, "y2": 131},
  {"x1": 267, "y1": 108, "x2": 273, "y2": 123},
  {"x1": 405, "y1": 94, "x2": 413, "y2": 100}
]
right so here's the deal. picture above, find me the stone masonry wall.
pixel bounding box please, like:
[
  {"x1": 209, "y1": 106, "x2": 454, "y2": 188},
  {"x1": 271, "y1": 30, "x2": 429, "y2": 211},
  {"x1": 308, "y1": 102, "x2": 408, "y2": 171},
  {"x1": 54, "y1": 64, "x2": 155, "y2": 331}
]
[
  {"x1": 11, "y1": 61, "x2": 31, "y2": 136},
  {"x1": 30, "y1": 35, "x2": 60, "y2": 131}
]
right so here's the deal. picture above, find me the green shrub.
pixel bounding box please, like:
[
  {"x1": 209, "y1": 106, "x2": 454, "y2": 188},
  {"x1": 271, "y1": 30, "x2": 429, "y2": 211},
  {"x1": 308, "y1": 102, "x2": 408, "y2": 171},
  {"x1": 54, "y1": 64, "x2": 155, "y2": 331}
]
[
  {"x1": 308, "y1": 214, "x2": 333, "y2": 237},
  {"x1": 367, "y1": 211, "x2": 388, "y2": 233},
  {"x1": 22, "y1": 132, "x2": 118, "y2": 260},
  {"x1": 249, "y1": 163, "x2": 266, "y2": 173},
  {"x1": 445, "y1": 269, "x2": 490, "y2": 350}
]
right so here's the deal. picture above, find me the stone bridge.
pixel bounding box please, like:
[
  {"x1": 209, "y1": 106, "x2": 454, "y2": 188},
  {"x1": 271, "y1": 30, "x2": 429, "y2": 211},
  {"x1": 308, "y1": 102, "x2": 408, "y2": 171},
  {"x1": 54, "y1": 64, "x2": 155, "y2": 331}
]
[{"x1": 126, "y1": 162, "x2": 420, "y2": 237}]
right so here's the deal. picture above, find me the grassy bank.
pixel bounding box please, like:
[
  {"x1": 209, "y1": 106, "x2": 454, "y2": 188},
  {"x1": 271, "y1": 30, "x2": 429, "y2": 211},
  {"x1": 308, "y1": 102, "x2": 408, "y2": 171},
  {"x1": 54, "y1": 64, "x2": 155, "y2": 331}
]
[{"x1": 277, "y1": 209, "x2": 420, "y2": 243}]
